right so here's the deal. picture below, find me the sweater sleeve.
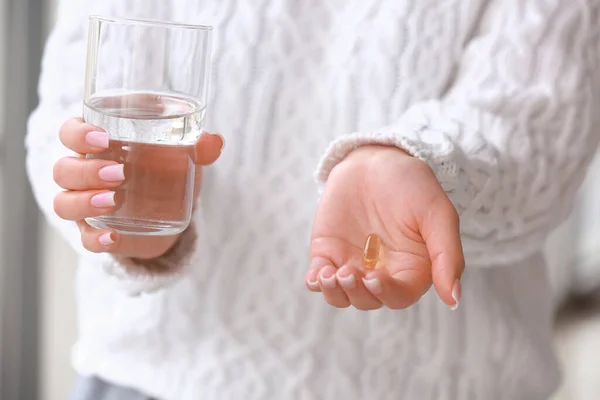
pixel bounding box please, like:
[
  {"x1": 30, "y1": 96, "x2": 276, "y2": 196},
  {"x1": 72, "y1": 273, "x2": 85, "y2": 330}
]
[
  {"x1": 26, "y1": 0, "x2": 198, "y2": 295},
  {"x1": 316, "y1": 0, "x2": 600, "y2": 268}
]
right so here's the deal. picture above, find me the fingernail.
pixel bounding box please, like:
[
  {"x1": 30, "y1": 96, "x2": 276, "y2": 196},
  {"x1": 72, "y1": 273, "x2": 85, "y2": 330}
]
[
  {"x1": 90, "y1": 191, "x2": 116, "y2": 208},
  {"x1": 336, "y1": 269, "x2": 356, "y2": 289},
  {"x1": 212, "y1": 132, "x2": 225, "y2": 151},
  {"x1": 98, "y1": 164, "x2": 125, "y2": 182},
  {"x1": 86, "y1": 131, "x2": 109, "y2": 148},
  {"x1": 306, "y1": 269, "x2": 320, "y2": 290},
  {"x1": 98, "y1": 232, "x2": 114, "y2": 246},
  {"x1": 307, "y1": 280, "x2": 319, "y2": 290},
  {"x1": 450, "y1": 279, "x2": 462, "y2": 311},
  {"x1": 362, "y1": 277, "x2": 382, "y2": 294},
  {"x1": 319, "y1": 271, "x2": 337, "y2": 289}
]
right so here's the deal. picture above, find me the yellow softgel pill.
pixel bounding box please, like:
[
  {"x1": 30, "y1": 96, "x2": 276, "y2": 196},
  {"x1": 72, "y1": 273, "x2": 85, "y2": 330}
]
[{"x1": 362, "y1": 233, "x2": 381, "y2": 270}]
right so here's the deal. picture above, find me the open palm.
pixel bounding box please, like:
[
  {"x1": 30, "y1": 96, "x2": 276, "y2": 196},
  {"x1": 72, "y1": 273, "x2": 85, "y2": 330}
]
[{"x1": 307, "y1": 146, "x2": 464, "y2": 310}]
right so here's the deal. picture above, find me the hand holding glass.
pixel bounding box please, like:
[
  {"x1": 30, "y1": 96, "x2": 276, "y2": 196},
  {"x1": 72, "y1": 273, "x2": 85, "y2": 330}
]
[{"x1": 83, "y1": 16, "x2": 212, "y2": 236}]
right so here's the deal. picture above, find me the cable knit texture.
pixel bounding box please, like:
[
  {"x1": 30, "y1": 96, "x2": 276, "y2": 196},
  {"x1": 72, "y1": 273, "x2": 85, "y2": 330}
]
[{"x1": 26, "y1": 0, "x2": 600, "y2": 399}]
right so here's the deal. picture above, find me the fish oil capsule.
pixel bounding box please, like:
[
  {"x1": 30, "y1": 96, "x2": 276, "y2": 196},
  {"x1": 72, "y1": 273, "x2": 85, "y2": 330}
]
[{"x1": 362, "y1": 234, "x2": 382, "y2": 270}]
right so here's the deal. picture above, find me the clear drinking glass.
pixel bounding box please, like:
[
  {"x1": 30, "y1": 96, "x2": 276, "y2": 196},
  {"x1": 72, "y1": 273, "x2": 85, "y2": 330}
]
[{"x1": 83, "y1": 16, "x2": 212, "y2": 236}]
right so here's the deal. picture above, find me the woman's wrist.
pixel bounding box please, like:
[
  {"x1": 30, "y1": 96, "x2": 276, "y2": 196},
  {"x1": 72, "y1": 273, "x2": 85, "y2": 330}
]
[
  {"x1": 345, "y1": 144, "x2": 412, "y2": 161},
  {"x1": 330, "y1": 145, "x2": 414, "y2": 179}
]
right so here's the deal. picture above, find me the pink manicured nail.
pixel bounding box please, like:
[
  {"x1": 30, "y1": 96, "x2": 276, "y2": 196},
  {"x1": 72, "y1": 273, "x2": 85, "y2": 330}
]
[
  {"x1": 98, "y1": 232, "x2": 114, "y2": 246},
  {"x1": 90, "y1": 192, "x2": 116, "y2": 208},
  {"x1": 450, "y1": 279, "x2": 462, "y2": 311},
  {"x1": 336, "y1": 269, "x2": 356, "y2": 289},
  {"x1": 362, "y1": 277, "x2": 382, "y2": 294},
  {"x1": 98, "y1": 164, "x2": 125, "y2": 182},
  {"x1": 86, "y1": 131, "x2": 109, "y2": 148}
]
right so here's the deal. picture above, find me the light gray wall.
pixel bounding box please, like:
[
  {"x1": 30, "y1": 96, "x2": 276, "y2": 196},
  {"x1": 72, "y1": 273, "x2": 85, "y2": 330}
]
[
  {"x1": 0, "y1": 0, "x2": 6, "y2": 383},
  {"x1": 39, "y1": 2, "x2": 79, "y2": 399},
  {"x1": 0, "y1": 0, "x2": 44, "y2": 399},
  {"x1": 0, "y1": 1, "x2": 78, "y2": 399},
  {"x1": 40, "y1": 227, "x2": 77, "y2": 400}
]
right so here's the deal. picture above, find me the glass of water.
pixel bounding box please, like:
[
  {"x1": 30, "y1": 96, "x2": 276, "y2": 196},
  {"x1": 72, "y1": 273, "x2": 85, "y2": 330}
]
[{"x1": 83, "y1": 16, "x2": 212, "y2": 236}]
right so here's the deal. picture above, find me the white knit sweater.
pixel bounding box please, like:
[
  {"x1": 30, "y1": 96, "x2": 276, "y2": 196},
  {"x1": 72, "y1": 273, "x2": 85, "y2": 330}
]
[{"x1": 26, "y1": 0, "x2": 600, "y2": 399}]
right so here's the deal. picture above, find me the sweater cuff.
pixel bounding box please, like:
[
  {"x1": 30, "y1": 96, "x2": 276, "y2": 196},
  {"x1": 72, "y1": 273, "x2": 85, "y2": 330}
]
[
  {"x1": 103, "y1": 221, "x2": 198, "y2": 296},
  {"x1": 315, "y1": 127, "x2": 461, "y2": 192}
]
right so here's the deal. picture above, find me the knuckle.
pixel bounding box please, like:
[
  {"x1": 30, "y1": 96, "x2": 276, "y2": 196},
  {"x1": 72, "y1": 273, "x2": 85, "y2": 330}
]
[
  {"x1": 81, "y1": 240, "x2": 96, "y2": 253},
  {"x1": 356, "y1": 303, "x2": 381, "y2": 311},
  {"x1": 81, "y1": 232, "x2": 100, "y2": 253},
  {"x1": 59, "y1": 117, "x2": 86, "y2": 149},
  {"x1": 53, "y1": 193, "x2": 79, "y2": 221},
  {"x1": 58, "y1": 118, "x2": 77, "y2": 144},
  {"x1": 54, "y1": 192, "x2": 95, "y2": 221},
  {"x1": 52, "y1": 195, "x2": 65, "y2": 218},
  {"x1": 386, "y1": 293, "x2": 418, "y2": 310},
  {"x1": 327, "y1": 298, "x2": 350, "y2": 308},
  {"x1": 52, "y1": 159, "x2": 66, "y2": 184},
  {"x1": 79, "y1": 160, "x2": 94, "y2": 186},
  {"x1": 58, "y1": 119, "x2": 70, "y2": 139},
  {"x1": 80, "y1": 235, "x2": 91, "y2": 251},
  {"x1": 387, "y1": 302, "x2": 408, "y2": 310}
]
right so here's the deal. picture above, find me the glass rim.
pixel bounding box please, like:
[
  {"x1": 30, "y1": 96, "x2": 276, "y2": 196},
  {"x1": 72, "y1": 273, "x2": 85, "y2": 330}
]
[{"x1": 89, "y1": 15, "x2": 213, "y2": 31}]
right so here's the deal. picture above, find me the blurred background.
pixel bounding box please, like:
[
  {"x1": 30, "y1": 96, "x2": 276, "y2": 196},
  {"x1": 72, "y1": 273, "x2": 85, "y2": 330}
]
[{"x1": 0, "y1": 0, "x2": 598, "y2": 399}]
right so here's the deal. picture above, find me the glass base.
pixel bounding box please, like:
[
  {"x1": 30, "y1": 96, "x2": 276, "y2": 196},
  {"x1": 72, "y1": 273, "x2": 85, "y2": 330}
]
[{"x1": 86, "y1": 216, "x2": 188, "y2": 236}]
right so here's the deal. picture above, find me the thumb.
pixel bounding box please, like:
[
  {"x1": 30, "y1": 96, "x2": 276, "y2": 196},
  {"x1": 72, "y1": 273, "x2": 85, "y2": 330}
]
[
  {"x1": 195, "y1": 132, "x2": 225, "y2": 165},
  {"x1": 420, "y1": 195, "x2": 465, "y2": 310}
]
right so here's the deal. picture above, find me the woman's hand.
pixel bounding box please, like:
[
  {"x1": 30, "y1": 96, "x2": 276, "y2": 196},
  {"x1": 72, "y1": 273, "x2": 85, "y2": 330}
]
[
  {"x1": 307, "y1": 145, "x2": 464, "y2": 310},
  {"x1": 52, "y1": 117, "x2": 224, "y2": 260}
]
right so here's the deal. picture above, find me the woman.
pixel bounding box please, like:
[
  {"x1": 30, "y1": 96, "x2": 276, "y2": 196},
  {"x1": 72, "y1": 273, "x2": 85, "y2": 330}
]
[{"x1": 26, "y1": 0, "x2": 600, "y2": 399}]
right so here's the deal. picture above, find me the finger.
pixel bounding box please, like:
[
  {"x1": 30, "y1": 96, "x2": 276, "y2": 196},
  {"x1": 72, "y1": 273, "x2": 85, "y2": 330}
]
[
  {"x1": 363, "y1": 268, "x2": 431, "y2": 310},
  {"x1": 305, "y1": 256, "x2": 330, "y2": 292},
  {"x1": 76, "y1": 220, "x2": 120, "y2": 254},
  {"x1": 54, "y1": 157, "x2": 124, "y2": 190},
  {"x1": 305, "y1": 256, "x2": 334, "y2": 292},
  {"x1": 77, "y1": 220, "x2": 181, "y2": 261},
  {"x1": 305, "y1": 269, "x2": 321, "y2": 292},
  {"x1": 336, "y1": 266, "x2": 382, "y2": 311},
  {"x1": 318, "y1": 265, "x2": 350, "y2": 308},
  {"x1": 54, "y1": 190, "x2": 116, "y2": 221},
  {"x1": 195, "y1": 132, "x2": 225, "y2": 166},
  {"x1": 59, "y1": 118, "x2": 109, "y2": 154},
  {"x1": 420, "y1": 195, "x2": 465, "y2": 309}
]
